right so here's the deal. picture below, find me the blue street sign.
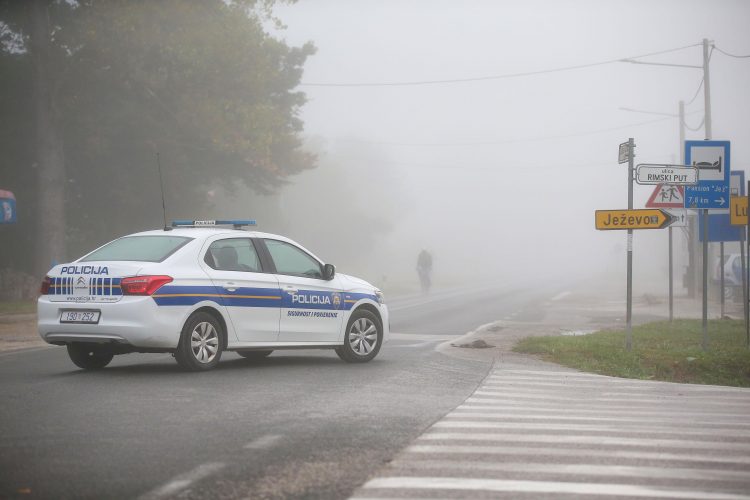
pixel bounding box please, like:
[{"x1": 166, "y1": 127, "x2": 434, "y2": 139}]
[
  {"x1": 684, "y1": 140, "x2": 731, "y2": 209},
  {"x1": 699, "y1": 171, "x2": 744, "y2": 242},
  {"x1": 0, "y1": 189, "x2": 16, "y2": 224}
]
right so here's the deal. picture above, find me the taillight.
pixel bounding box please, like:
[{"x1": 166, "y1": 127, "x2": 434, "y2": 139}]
[
  {"x1": 40, "y1": 276, "x2": 51, "y2": 295},
  {"x1": 120, "y1": 275, "x2": 173, "y2": 296}
]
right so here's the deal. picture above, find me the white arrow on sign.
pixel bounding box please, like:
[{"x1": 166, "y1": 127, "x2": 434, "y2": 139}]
[
  {"x1": 717, "y1": 197, "x2": 726, "y2": 206},
  {"x1": 635, "y1": 164, "x2": 698, "y2": 186}
]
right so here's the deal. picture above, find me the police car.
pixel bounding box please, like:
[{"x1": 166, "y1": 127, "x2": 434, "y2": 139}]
[{"x1": 38, "y1": 220, "x2": 388, "y2": 371}]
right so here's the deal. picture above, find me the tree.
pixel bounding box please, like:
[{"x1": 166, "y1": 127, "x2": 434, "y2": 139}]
[{"x1": 0, "y1": 0, "x2": 315, "y2": 275}]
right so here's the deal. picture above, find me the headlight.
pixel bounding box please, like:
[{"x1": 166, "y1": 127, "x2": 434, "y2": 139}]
[{"x1": 375, "y1": 289, "x2": 385, "y2": 304}]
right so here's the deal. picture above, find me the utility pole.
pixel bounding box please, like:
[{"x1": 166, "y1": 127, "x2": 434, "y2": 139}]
[
  {"x1": 626, "y1": 138, "x2": 635, "y2": 351},
  {"x1": 703, "y1": 38, "x2": 712, "y2": 140},
  {"x1": 701, "y1": 37, "x2": 712, "y2": 351}
]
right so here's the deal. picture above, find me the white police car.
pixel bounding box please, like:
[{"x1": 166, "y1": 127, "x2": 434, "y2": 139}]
[{"x1": 38, "y1": 220, "x2": 388, "y2": 371}]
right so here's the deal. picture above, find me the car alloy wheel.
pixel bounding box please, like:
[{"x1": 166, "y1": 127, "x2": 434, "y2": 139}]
[
  {"x1": 191, "y1": 321, "x2": 219, "y2": 364},
  {"x1": 349, "y1": 317, "x2": 378, "y2": 356}
]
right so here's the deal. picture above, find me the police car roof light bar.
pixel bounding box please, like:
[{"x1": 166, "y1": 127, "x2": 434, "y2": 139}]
[{"x1": 171, "y1": 219, "x2": 258, "y2": 229}]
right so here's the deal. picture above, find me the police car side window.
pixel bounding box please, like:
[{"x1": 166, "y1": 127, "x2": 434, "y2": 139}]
[
  {"x1": 205, "y1": 239, "x2": 260, "y2": 272},
  {"x1": 264, "y1": 239, "x2": 323, "y2": 279}
]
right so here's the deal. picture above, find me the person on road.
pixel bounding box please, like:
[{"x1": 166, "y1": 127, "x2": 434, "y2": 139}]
[{"x1": 416, "y1": 249, "x2": 433, "y2": 293}]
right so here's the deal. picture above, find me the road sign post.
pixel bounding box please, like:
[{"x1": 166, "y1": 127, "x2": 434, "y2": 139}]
[
  {"x1": 646, "y1": 186, "x2": 687, "y2": 323},
  {"x1": 685, "y1": 140, "x2": 731, "y2": 351},
  {"x1": 627, "y1": 138, "x2": 635, "y2": 351}
]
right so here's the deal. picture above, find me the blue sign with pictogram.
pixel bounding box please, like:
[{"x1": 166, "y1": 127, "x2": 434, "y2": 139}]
[{"x1": 684, "y1": 140, "x2": 731, "y2": 209}]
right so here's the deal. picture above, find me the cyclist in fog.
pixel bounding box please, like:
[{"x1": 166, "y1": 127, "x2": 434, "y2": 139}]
[{"x1": 417, "y1": 249, "x2": 433, "y2": 293}]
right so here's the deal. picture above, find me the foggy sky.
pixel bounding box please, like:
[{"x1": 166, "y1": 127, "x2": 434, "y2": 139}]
[{"x1": 259, "y1": 0, "x2": 750, "y2": 293}]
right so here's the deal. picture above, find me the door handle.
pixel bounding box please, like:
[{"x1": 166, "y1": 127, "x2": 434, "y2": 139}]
[
  {"x1": 283, "y1": 286, "x2": 298, "y2": 294},
  {"x1": 223, "y1": 282, "x2": 237, "y2": 292}
]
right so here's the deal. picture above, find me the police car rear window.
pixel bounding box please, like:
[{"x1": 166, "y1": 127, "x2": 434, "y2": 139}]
[{"x1": 80, "y1": 236, "x2": 193, "y2": 263}]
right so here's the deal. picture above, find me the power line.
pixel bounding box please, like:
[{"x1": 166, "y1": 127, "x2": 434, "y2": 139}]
[
  {"x1": 714, "y1": 45, "x2": 750, "y2": 58},
  {"x1": 300, "y1": 43, "x2": 702, "y2": 87},
  {"x1": 683, "y1": 116, "x2": 705, "y2": 132},
  {"x1": 685, "y1": 46, "x2": 713, "y2": 106},
  {"x1": 336, "y1": 116, "x2": 673, "y2": 147}
]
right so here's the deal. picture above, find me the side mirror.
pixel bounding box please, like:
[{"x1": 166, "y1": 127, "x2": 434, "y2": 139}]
[{"x1": 323, "y1": 263, "x2": 336, "y2": 281}]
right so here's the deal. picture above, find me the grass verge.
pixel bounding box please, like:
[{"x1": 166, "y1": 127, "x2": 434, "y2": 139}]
[
  {"x1": 0, "y1": 301, "x2": 36, "y2": 315},
  {"x1": 513, "y1": 319, "x2": 750, "y2": 387}
]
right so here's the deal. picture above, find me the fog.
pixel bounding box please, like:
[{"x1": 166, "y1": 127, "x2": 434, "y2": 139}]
[
  {"x1": 3, "y1": 0, "x2": 749, "y2": 299},
  {"x1": 210, "y1": 0, "x2": 749, "y2": 296}
]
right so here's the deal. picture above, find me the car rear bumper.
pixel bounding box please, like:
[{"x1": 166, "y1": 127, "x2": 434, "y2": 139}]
[{"x1": 37, "y1": 296, "x2": 182, "y2": 349}]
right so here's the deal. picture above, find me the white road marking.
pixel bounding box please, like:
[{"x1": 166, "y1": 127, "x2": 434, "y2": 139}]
[
  {"x1": 464, "y1": 397, "x2": 750, "y2": 412},
  {"x1": 387, "y1": 460, "x2": 750, "y2": 482},
  {"x1": 349, "y1": 366, "x2": 750, "y2": 499},
  {"x1": 550, "y1": 290, "x2": 572, "y2": 301},
  {"x1": 444, "y1": 412, "x2": 750, "y2": 427},
  {"x1": 472, "y1": 389, "x2": 750, "y2": 405},
  {"x1": 138, "y1": 462, "x2": 225, "y2": 500},
  {"x1": 360, "y1": 477, "x2": 750, "y2": 499},
  {"x1": 456, "y1": 404, "x2": 750, "y2": 419},
  {"x1": 404, "y1": 444, "x2": 750, "y2": 464},
  {"x1": 432, "y1": 420, "x2": 750, "y2": 437},
  {"x1": 421, "y1": 431, "x2": 750, "y2": 450},
  {"x1": 244, "y1": 434, "x2": 282, "y2": 449}
]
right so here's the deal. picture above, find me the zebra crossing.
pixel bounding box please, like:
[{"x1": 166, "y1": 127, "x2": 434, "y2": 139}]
[{"x1": 351, "y1": 367, "x2": 750, "y2": 499}]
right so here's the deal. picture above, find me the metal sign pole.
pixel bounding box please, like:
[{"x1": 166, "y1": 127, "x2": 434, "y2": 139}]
[
  {"x1": 669, "y1": 226, "x2": 674, "y2": 322},
  {"x1": 720, "y1": 241, "x2": 725, "y2": 319},
  {"x1": 747, "y1": 180, "x2": 750, "y2": 348},
  {"x1": 741, "y1": 224, "x2": 748, "y2": 347},
  {"x1": 702, "y1": 208, "x2": 709, "y2": 351},
  {"x1": 626, "y1": 138, "x2": 635, "y2": 351}
]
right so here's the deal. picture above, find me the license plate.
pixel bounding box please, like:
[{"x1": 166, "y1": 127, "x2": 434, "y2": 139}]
[{"x1": 60, "y1": 310, "x2": 101, "y2": 324}]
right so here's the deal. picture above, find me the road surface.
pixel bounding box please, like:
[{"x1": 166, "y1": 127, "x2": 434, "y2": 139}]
[{"x1": 0, "y1": 285, "x2": 541, "y2": 499}]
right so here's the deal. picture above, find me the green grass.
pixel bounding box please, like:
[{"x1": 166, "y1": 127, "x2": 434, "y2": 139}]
[
  {"x1": 513, "y1": 319, "x2": 750, "y2": 387},
  {"x1": 0, "y1": 301, "x2": 36, "y2": 315}
]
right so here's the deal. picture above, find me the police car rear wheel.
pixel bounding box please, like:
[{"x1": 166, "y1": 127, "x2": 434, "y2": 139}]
[
  {"x1": 237, "y1": 350, "x2": 273, "y2": 360},
  {"x1": 336, "y1": 310, "x2": 382, "y2": 363},
  {"x1": 175, "y1": 312, "x2": 223, "y2": 371},
  {"x1": 67, "y1": 343, "x2": 115, "y2": 370}
]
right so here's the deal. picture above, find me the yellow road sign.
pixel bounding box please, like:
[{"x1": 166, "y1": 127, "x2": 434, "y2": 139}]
[
  {"x1": 595, "y1": 209, "x2": 672, "y2": 230},
  {"x1": 730, "y1": 196, "x2": 748, "y2": 226}
]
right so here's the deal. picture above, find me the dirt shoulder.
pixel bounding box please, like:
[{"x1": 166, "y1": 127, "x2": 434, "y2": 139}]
[{"x1": 0, "y1": 313, "x2": 48, "y2": 352}]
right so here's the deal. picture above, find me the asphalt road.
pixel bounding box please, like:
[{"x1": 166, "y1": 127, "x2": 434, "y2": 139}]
[{"x1": 0, "y1": 284, "x2": 541, "y2": 500}]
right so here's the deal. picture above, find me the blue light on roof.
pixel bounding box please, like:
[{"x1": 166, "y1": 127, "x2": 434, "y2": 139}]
[{"x1": 171, "y1": 220, "x2": 257, "y2": 228}]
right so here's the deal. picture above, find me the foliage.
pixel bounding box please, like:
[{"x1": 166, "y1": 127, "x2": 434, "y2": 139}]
[
  {"x1": 0, "y1": 0, "x2": 315, "y2": 268},
  {"x1": 513, "y1": 319, "x2": 750, "y2": 387}
]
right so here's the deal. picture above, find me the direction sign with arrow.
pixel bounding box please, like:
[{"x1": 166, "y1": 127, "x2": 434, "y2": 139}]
[
  {"x1": 595, "y1": 209, "x2": 673, "y2": 230},
  {"x1": 684, "y1": 140, "x2": 731, "y2": 209}
]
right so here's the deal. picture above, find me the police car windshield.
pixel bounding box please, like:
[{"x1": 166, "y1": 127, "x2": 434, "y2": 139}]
[{"x1": 80, "y1": 235, "x2": 193, "y2": 263}]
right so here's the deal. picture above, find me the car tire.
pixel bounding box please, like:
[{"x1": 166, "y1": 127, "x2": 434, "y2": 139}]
[
  {"x1": 335, "y1": 309, "x2": 382, "y2": 363},
  {"x1": 67, "y1": 343, "x2": 115, "y2": 370},
  {"x1": 175, "y1": 312, "x2": 223, "y2": 371},
  {"x1": 236, "y1": 350, "x2": 273, "y2": 360}
]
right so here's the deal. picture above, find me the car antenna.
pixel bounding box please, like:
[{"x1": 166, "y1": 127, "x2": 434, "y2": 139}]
[{"x1": 155, "y1": 152, "x2": 171, "y2": 231}]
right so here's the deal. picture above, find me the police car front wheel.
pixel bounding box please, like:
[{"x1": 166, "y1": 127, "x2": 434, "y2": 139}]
[
  {"x1": 67, "y1": 343, "x2": 115, "y2": 370},
  {"x1": 336, "y1": 310, "x2": 382, "y2": 363},
  {"x1": 175, "y1": 312, "x2": 224, "y2": 371}
]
